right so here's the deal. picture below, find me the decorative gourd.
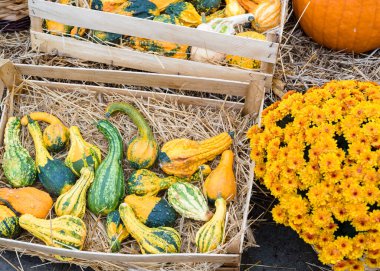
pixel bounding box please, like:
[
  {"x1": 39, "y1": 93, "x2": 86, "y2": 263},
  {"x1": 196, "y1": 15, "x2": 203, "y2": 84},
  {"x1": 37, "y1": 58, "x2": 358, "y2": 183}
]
[
  {"x1": 19, "y1": 214, "x2": 87, "y2": 260},
  {"x1": 21, "y1": 112, "x2": 70, "y2": 152},
  {"x1": 225, "y1": 0, "x2": 245, "y2": 17},
  {"x1": 114, "y1": 0, "x2": 159, "y2": 18},
  {"x1": 166, "y1": 1, "x2": 202, "y2": 27},
  {"x1": 0, "y1": 205, "x2": 20, "y2": 238},
  {"x1": 203, "y1": 150, "x2": 237, "y2": 203},
  {"x1": 226, "y1": 31, "x2": 266, "y2": 69},
  {"x1": 191, "y1": 0, "x2": 221, "y2": 15},
  {"x1": 43, "y1": 0, "x2": 73, "y2": 36},
  {"x1": 190, "y1": 14, "x2": 254, "y2": 63},
  {"x1": 237, "y1": 0, "x2": 257, "y2": 13},
  {"x1": 206, "y1": 9, "x2": 225, "y2": 21},
  {"x1": 105, "y1": 102, "x2": 158, "y2": 169},
  {"x1": 2, "y1": 117, "x2": 36, "y2": 188},
  {"x1": 106, "y1": 210, "x2": 129, "y2": 252},
  {"x1": 124, "y1": 195, "x2": 177, "y2": 227},
  {"x1": 293, "y1": 0, "x2": 380, "y2": 53},
  {"x1": 87, "y1": 120, "x2": 125, "y2": 215},
  {"x1": 0, "y1": 187, "x2": 53, "y2": 219},
  {"x1": 168, "y1": 182, "x2": 213, "y2": 221},
  {"x1": 127, "y1": 165, "x2": 211, "y2": 196},
  {"x1": 195, "y1": 197, "x2": 227, "y2": 252},
  {"x1": 55, "y1": 167, "x2": 95, "y2": 218},
  {"x1": 119, "y1": 203, "x2": 181, "y2": 254},
  {"x1": 159, "y1": 131, "x2": 233, "y2": 177},
  {"x1": 65, "y1": 126, "x2": 102, "y2": 176},
  {"x1": 150, "y1": 0, "x2": 179, "y2": 11},
  {"x1": 70, "y1": 26, "x2": 87, "y2": 38},
  {"x1": 125, "y1": 16, "x2": 189, "y2": 60},
  {"x1": 25, "y1": 116, "x2": 76, "y2": 196},
  {"x1": 251, "y1": 0, "x2": 281, "y2": 32}
]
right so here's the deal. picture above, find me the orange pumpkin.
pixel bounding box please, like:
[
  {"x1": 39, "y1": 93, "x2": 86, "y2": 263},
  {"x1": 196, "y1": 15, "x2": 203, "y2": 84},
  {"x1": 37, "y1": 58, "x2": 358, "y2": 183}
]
[{"x1": 293, "y1": 0, "x2": 380, "y2": 53}]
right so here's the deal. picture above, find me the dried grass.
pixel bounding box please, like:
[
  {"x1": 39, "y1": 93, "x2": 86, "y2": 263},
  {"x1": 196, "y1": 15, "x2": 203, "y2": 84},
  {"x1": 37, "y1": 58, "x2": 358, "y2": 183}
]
[{"x1": 0, "y1": 80, "x2": 255, "y2": 270}]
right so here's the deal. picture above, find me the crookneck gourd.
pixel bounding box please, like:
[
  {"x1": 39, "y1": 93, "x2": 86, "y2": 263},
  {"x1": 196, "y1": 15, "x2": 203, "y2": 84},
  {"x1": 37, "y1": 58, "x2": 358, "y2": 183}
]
[
  {"x1": 65, "y1": 126, "x2": 102, "y2": 176},
  {"x1": 168, "y1": 182, "x2": 213, "y2": 221},
  {"x1": 124, "y1": 195, "x2": 177, "y2": 227},
  {"x1": 106, "y1": 210, "x2": 129, "y2": 252},
  {"x1": 119, "y1": 203, "x2": 181, "y2": 254},
  {"x1": 165, "y1": 1, "x2": 202, "y2": 26},
  {"x1": 159, "y1": 132, "x2": 233, "y2": 177},
  {"x1": 0, "y1": 205, "x2": 20, "y2": 238},
  {"x1": 105, "y1": 102, "x2": 158, "y2": 169},
  {"x1": 203, "y1": 150, "x2": 237, "y2": 203},
  {"x1": 19, "y1": 214, "x2": 87, "y2": 260},
  {"x1": 191, "y1": 0, "x2": 221, "y2": 15},
  {"x1": 87, "y1": 120, "x2": 125, "y2": 215},
  {"x1": 195, "y1": 197, "x2": 227, "y2": 252},
  {"x1": 127, "y1": 164, "x2": 211, "y2": 196},
  {"x1": 21, "y1": 112, "x2": 70, "y2": 152},
  {"x1": 25, "y1": 116, "x2": 76, "y2": 196},
  {"x1": 2, "y1": 117, "x2": 36, "y2": 188},
  {"x1": 55, "y1": 167, "x2": 95, "y2": 218},
  {"x1": 114, "y1": 0, "x2": 159, "y2": 18},
  {"x1": 0, "y1": 187, "x2": 53, "y2": 219}
]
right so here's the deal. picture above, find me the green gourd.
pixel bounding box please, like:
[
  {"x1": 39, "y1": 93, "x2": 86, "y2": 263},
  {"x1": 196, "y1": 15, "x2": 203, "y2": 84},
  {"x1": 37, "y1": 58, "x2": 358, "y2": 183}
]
[
  {"x1": 2, "y1": 117, "x2": 36, "y2": 187},
  {"x1": 106, "y1": 210, "x2": 129, "y2": 252},
  {"x1": 124, "y1": 195, "x2": 177, "y2": 227},
  {"x1": 168, "y1": 182, "x2": 213, "y2": 221},
  {"x1": 191, "y1": 0, "x2": 221, "y2": 15},
  {"x1": 25, "y1": 116, "x2": 76, "y2": 196},
  {"x1": 0, "y1": 204, "x2": 20, "y2": 239},
  {"x1": 127, "y1": 164, "x2": 211, "y2": 196},
  {"x1": 19, "y1": 214, "x2": 87, "y2": 261},
  {"x1": 87, "y1": 120, "x2": 125, "y2": 215},
  {"x1": 65, "y1": 126, "x2": 102, "y2": 176},
  {"x1": 119, "y1": 203, "x2": 181, "y2": 254},
  {"x1": 105, "y1": 102, "x2": 158, "y2": 169},
  {"x1": 55, "y1": 167, "x2": 95, "y2": 218}
]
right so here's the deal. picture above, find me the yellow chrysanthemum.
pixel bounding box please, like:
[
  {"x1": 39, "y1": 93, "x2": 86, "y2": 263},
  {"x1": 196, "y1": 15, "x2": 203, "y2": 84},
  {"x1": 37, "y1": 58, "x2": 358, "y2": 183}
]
[
  {"x1": 349, "y1": 261, "x2": 364, "y2": 271},
  {"x1": 311, "y1": 208, "x2": 333, "y2": 228},
  {"x1": 365, "y1": 257, "x2": 380, "y2": 268},
  {"x1": 334, "y1": 237, "x2": 353, "y2": 257},
  {"x1": 272, "y1": 204, "x2": 288, "y2": 225},
  {"x1": 333, "y1": 260, "x2": 350, "y2": 271},
  {"x1": 319, "y1": 152, "x2": 342, "y2": 173},
  {"x1": 319, "y1": 242, "x2": 343, "y2": 265}
]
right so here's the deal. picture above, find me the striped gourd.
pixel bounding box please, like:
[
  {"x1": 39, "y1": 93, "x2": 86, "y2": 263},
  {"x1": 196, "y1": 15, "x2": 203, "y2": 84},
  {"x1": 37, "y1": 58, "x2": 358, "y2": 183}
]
[
  {"x1": 55, "y1": 167, "x2": 95, "y2": 218},
  {"x1": 25, "y1": 116, "x2": 76, "y2": 196},
  {"x1": 105, "y1": 102, "x2": 159, "y2": 169},
  {"x1": 159, "y1": 132, "x2": 234, "y2": 177},
  {"x1": 65, "y1": 126, "x2": 102, "y2": 176},
  {"x1": 0, "y1": 205, "x2": 20, "y2": 238},
  {"x1": 195, "y1": 197, "x2": 227, "y2": 252},
  {"x1": 127, "y1": 165, "x2": 211, "y2": 196},
  {"x1": 119, "y1": 203, "x2": 181, "y2": 254},
  {"x1": 87, "y1": 120, "x2": 125, "y2": 215},
  {"x1": 106, "y1": 210, "x2": 129, "y2": 252},
  {"x1": 19, "y1": 214, "x2": 87, "y2": 260},
  {"x1": 2, "y1": 117, "x2": 36, "y2": 188},
  {"x1": 168, "y1": 182, "x2": 213, "y2": 221},
  {"x1": 124, "y1": 195, "x2": 177, "y2": 227}
]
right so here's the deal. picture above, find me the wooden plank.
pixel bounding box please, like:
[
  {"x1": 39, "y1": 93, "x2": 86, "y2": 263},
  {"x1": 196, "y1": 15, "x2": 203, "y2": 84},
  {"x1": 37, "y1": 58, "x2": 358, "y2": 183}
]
[
  {"x1": 29, "y1": 80, "x2": 245, "y2": 111},
  {"x1": 0, "y1": 238, "x2": 240, "y2": 263},
  {"x1": 29, "y1": 0, "x2": 278, "y2": 62},
  {"x1": 30, "y1": 15, "x2": 43, "y2": 32},
  {"x1": 260, "y1": 33, "x2": 277, "y2": 77},
  {"x1": 0, "y1": 80, "x2": 7, "y2": 146},
  {"x1": 0, "y1": 59, "x2": 22, "y2": 90},
  {"x1": 242, "y1": 80, "x2": 265, "y2": 116},
  {"x1": 16, "y1": 64, "x2": 249, "y2": 97},
  {"x1": 31, "y1": 31, "x2": 273, "y2": 86},
  {"x1": 216, "y1": 267, "x2": 239, "y2": 271}
]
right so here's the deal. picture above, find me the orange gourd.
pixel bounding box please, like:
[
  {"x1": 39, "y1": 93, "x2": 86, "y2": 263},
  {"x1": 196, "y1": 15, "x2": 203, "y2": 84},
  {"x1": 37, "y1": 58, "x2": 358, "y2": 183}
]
[
  {"x1": 251, "y1": 0, "x2": 281, "y2": 32},
  {"x1": 293, "y1": 0, "x2": 380, "y2": 53},
  {"x1": 203, "y1": 150, "x2": 237, "y2": 203},
  {"x1": 0, "y1": 187, "x2": 53, "y2": 218}
]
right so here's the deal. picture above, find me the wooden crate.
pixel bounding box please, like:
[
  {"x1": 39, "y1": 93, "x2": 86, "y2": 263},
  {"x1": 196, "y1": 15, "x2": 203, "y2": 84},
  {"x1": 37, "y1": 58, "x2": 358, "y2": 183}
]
[
  {"x1": 28, "y1": 0, "x2": 288, "y2": 87},
  {"x1": 0, "y1": 59, "x2": 260, "y2": 271}
]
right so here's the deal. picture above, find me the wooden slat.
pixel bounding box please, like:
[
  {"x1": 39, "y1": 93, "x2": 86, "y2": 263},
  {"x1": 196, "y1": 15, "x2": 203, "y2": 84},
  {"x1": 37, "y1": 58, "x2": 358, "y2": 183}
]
[
  {"x1": 0, "y1": 59, "x2": 22, "y2": 90},
  {"x1": 16, "y1": 64, "x2": 249, "y2": 97},
  {"x1": 29, "y1": 80, "x2": 245, "y2": 111},
  {"x1": 242, "y1": 80, "x2": 265, "y2": 116},
  {"x1": 28, "y1": 0, "x2": 278, "y2": 62},
  {"x1": 31, "y1": 31, "x2": 273, "y2": 86},
  {"x1": 0, "y1": 239, "x2": 240, "y2": 263}
]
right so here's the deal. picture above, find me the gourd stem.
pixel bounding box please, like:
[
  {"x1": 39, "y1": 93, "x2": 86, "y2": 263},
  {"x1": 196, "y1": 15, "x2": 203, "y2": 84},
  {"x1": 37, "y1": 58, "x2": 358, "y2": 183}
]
[
  {"x1": 105, "y1": 102, "x2": 154, "y2": 139},
  {"x1": 97, "y1": 120, "x2": 123, "y2": 160},
  {"x1": 21, "y1": 112, "x2": 62, "y2": 126}
]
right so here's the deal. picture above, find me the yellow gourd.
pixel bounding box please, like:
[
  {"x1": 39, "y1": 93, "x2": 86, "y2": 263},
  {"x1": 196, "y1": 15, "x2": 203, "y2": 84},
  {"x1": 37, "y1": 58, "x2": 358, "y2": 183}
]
[
  {"x1": 203, "y1": 150, "x2": 237, "y2": 203},
  {"x1": 225, "y1": 0, "x2": 245, "y2": 17},
  {"x1": 159, "y1": 132, "x2": 233, "y2": 177},
  {"x1": 195, "y1": 197, "x2": 227, "y2": 252}
]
